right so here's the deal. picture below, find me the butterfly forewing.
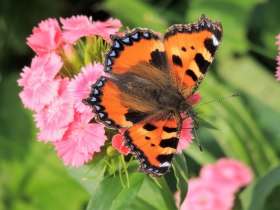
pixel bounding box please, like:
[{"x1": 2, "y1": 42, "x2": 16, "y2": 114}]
[
  {"x1": 163, "y1": 15, "x2": 223, "y2": 97},
  {"x1": 105, "y1": 29, "x2": 168, "y2": 74}
]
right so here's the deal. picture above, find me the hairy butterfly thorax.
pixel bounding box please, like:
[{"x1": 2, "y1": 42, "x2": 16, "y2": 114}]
[{"x1": 84, "y1": 14, "x2": 223, "y2": 176}]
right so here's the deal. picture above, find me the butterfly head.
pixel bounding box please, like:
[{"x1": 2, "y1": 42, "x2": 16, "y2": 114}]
[
  {"x1": 185, "y1": 107, "x2": 197, "y2": 119},
  {"x1": 179, "y1": 100, "x2": 197, "y2": 118}
]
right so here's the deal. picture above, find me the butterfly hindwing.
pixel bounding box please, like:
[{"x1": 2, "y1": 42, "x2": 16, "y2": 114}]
[
  {"x1": 163, "y1": 15, "x2": 223, "y2": 97},
  {"x1": 124, "y1": 115, "x2": 182, "y2": 176},
  {"x1": 105, "y1": 28, "x2": 168, "y2": 74}
]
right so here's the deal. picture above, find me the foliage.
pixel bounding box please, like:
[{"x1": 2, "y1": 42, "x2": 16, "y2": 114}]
[{"x1": 1, "y1": 0, "x2": 280, "y2": 209}]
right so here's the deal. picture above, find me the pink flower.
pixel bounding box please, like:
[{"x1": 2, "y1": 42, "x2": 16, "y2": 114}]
[
  {"x1": 18, "y1": 53, "x2": 63, "y2": 111},
  {"x1": 35, "y1": 78, "x2": 74, "y2": 142},
  {"x1": 112, "y1": 134, "x2": 130, "y2": 155},
  {"x1": 200, "y1": 158, "x2": 253, "y2": 193},
  {"x1": 27, "y1": 18, "x2": 64, "y2": 56},
  {"x1": 177, "y1": 117, "x2": 193, "y2": 153},
  {"x1": 92, "y1": 18, "x2": 122, "y2": 42},
  {"x1": 174, "y1": 191, "x2": 181, "y2": 209},
  {"x1": 180, "y1": 178, "x2": 234, "y2": 210},
  {"x1": 68, "y1": 62, "x2": 104, "y2": 113},
  {"x1": 187, "y1": 93, "x2": 202, "y2": 105},
  {"x1": 60, "y1": 15, "x2": 122, "y2": 44},
  {"x1": 276, "y1": 35, "x2": 280, "y2": 81},
  {"x1": 60, "y1": 15, "x2": 93, "y2": 44},
  {"x1": 176, "y1": 94, "x2": 201, "y2": 153},
  {"x1": 55, "y1": 110, "x2": 106, "y2": 166},
  {"x1": 276, "y1": 54, "x2": 280, "y2": 81}
]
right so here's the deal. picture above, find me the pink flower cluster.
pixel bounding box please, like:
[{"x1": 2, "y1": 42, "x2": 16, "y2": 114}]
[
  {"x1": 276, "y1": 34, "x2": 280, "y2": 81},
  {"x1": 27, "y1": 16, "x2": 121, "y2": 55},
  {"x1": 180, "y1": 158, "x2": 253, "y2": 210},
  {"x1": 18, "y1": 16, "x2": 122, "y2": 166}
]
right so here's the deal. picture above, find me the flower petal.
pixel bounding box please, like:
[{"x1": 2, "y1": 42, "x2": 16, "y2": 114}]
[
  {"x1": 55, "y1": 111, "x2": 106, "y2": 166},
  {"x1": 68, "y1": 62, "x2": 104, "y2": 113},
  {"x1": 27, "y1": 18, "x2": 63, "y2": 55}
]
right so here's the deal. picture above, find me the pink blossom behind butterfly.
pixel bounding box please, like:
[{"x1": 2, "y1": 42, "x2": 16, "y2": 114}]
[
  {"x1": 276, "y1": 54, "x2": 280, "y2": 81},
  {"x1": 68, "y1": 62, "x2": 104, "y2": 113},
  {"x1": 176, "y1": 94, "x2": 201, "y2": 153},
  {"x1": 92, "y1": 18, "x2": 122, "y2": 42},
  {"x1": 60, "y1": 15, "x2": 94, "y2": 44},
  {"x1": 27, "y1": 18, "x2": 64, "y2": 56},
  {"x1": 200, "y1": 158, "x2": 253, "y2": 194},
  {"x1": 61, "y1": 16, "x2": 122, "y2": 44},
  {"x1": 177, "y1": 117, "x2": 193, "y2": 153},
  {"x1": 17, "y1": 53, "x2": 63, "y2": 111},
  {"x1": 179, "y1": 158, "x2": 252, "y2": 210},
  {"x1": 180, "y1": 178, "x2": 234, "y2": 210},
  {"x1": 276, "y1": 34, "x2": 280, "y2": 81},
  {"x1": 112, "y1": 134, "x2": 130, "y2": 155},
  {"x1": 55, "y1": 111, "x2": 106, "y2": 166},
  {"x1": 187, "y1": 93, "x2": 202, "y2": 106}
]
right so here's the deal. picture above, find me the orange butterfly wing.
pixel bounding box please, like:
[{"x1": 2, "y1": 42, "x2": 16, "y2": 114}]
[
  {"x1": 105, "y1": 29, "x2": 168, "y2": 74},
  {"x1": 83, "y1": 76, "x2": 150, "y2": 129},
  {"x1": 124, "y1": 115, "x2": 181, "y2": 176},
  {"x1": 163, "y1": 15, "x2": 223, "y2": 97}
]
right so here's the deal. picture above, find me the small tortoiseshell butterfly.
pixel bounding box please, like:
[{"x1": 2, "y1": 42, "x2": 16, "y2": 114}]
[{"x1": 84, "y1": 15, "x2": 223, "y2": 176}]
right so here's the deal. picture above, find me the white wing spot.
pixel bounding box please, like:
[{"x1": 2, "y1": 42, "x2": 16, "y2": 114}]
[
  {"x1": 160, "y1": 161, "x2": 171, "y2": 168},
  {"x1": 212, "y1": 35, "x2": 219, "y2": 46}
]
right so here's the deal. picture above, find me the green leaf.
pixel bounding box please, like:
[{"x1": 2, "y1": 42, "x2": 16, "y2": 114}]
[
  {"x1": 195, "y1": 116, "x2": 217, "y2": 130},
  {"x1": 248, "y1": 0, "x2": 280, "y2": 60},
  {"x1": 0, "y1": 73, "x2": 34, "y2": 161},
  {"x1": 240, "y1": 164, "x2": 280, "y2": 210},
  {"x1": 103, "y1": 0, "x2": 168, "y2": 32},
  {"x1": 0, "y1": 141, "x2": 89, "y2": 210},
  {"x1": 85, "y1": 172, "x2": 177, "y2": 210},
  {"x1": 218, "y1": 56, "x2": 280, "y2": 136},
  {"x1": 86, "y1": 172, "x2": 145, "y2": 210},
  {"x1": 173, "y1": 154, "x2": 188, "y2": 206},
  {"x1": 155, "y1": 177, "x2": 177, "y2": 210},
  {"x1": 68, "y1": 148, "x2": 109, "y2": 195},
  {"x1": 199, "y1": 74, "x2": 279, "y2": 175},
  {"x1": 184, "y1": 144, "x2": 217, "y2": 166},
  {"x1": 140, "y1": 176, "x2": 177, "y2": 210}
]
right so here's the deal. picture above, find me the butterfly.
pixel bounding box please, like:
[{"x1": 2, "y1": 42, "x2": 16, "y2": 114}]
[{"x1": 83, "y1": 14, "x2": 223, "y2": 176}]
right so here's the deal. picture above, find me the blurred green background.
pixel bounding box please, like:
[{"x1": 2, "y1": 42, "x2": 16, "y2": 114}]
[{"x1": 1, "y1": 0, "x2": 280, "y2": 209}]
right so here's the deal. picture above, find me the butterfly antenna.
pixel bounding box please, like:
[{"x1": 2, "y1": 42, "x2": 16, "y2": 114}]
[
  {"x1": 194, "y1": 92, "x2": 240, "y2": 107},
  {"x1": 192, "y1": 119, "x2": 203, "y2": 152}
]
